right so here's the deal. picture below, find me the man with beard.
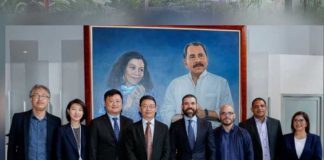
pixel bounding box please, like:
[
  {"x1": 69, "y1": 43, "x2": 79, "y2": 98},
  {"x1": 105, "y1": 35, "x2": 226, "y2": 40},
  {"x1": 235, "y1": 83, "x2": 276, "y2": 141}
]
[
  {"x1": 214, "y1": 104, "x2": 254, "y2": 160},
  {"x1": 161, "y1": 42, "x2": 233, "y2": 127},
  {"x1": 169, "y1": 94, "x2": 215, "y2": 160}
]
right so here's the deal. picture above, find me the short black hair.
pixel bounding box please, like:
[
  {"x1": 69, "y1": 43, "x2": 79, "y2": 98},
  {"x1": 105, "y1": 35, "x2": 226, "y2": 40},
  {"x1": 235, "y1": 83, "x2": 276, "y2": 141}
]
[
  {"x1": 65, "y1": 99, "x2": 87, "y2": 122},
  {"x1": 139, "y1": 95, "x2": 156, "y2": 106},
  {"x1": 104, "y1": 89, "x2": 123, "y2": 102},
  {"x1": 182, "y1": 94, "x2": 197, "y2": 104},
  {"x1": 183, "y1": 42, "x2": 208, "y2": 59},
  {"x1": 291, "y1": 111, "x2": 310, "y2": 133},
  {"x1": 251, "y1": 97, "x2": 267, "y2": 107}
]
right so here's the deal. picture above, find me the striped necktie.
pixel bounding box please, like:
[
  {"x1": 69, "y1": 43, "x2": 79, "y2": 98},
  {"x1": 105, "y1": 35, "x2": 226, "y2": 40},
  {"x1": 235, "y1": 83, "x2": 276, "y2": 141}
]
[{"x1": 112, "y1": 117, "x2": 119, "y2": 141}]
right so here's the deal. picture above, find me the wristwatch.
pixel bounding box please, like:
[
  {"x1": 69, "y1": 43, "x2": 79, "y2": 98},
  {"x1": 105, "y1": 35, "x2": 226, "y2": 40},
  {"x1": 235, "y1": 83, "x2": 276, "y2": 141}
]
[{"x1": 204, "y1": 109, "x2": 209, "y2": 117}]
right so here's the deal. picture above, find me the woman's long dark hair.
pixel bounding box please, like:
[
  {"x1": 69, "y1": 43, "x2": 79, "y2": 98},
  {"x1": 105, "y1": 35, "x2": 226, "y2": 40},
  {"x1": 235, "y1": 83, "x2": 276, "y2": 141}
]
[{"x1": 107, "y1": 51, "x2": 153, "y2": 91}]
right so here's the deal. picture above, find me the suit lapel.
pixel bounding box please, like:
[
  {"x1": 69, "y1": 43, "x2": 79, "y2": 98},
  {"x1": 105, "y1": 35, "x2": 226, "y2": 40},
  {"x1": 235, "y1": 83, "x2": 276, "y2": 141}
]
[
  {"x1": 180, "y1": 119, "x2": 192, "y2": 151},
  {"x1": 266, "y1": 118, "x2": 274, "y2": 155},
  {"x1": 152, "y1": 120, "x2": 164, "y2": 159},
  {"x1": 136, "y1": 120, "x2": 146, "y2": 149},
  {"x1": 24, "y1": 111, "x2": 32, "y2": 158},
  {"x1": 104, "y1": 115, "x2": 117, "y2": 142},
  {"x1": 299, "y1": 134, "x2": 311, "y2": 160},
  {"x1": 288, "y1": 134, "x2": 299, "y2": 159},
  {"x1": 46, "y1": 112, "x2": 54, "y2": 156},
  {"x1": 120, "y1": 116, "x2": 127, "y2": 134},
  {"x1": 194, "y1": 118, "x2": 203, "y2": 150},
  {"x1": 152, "y1": 120, "x2": 161, "y2": 153},
  {"x1": 250, "y1": 118, "x2": 262, "y2": 146},
  {"x1": 132, "y1": 120, "x2": 147, "y2": 159},
  {"x1": 81, "y1": 125, "x2": 86, "y2": 158},
  {"x1": 65, "y1": 125, "x2": 79, "y2": 153}
]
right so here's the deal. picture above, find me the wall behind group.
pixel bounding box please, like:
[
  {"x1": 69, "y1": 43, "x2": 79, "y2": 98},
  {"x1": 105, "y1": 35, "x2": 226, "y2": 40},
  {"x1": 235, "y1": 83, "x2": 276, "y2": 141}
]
[{"x1": 2, "y1": 25, "x2": 324, "y2": 160}]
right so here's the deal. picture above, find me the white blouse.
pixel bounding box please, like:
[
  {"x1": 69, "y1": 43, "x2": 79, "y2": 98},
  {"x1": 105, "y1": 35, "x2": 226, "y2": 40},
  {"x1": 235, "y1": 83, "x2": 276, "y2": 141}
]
[{"x1": 294, "y1": 136, "x2": 307, "y2": 158}]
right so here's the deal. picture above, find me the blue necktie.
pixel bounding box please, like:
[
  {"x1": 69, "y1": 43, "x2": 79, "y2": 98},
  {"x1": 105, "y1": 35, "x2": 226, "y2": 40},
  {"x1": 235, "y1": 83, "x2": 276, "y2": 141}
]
[
  {"x1": 112, "y1": 117, "x2": 120, "y2": 140},
  {"x1": 188, "y1": 120, "x2": 195, "y2": 150}
]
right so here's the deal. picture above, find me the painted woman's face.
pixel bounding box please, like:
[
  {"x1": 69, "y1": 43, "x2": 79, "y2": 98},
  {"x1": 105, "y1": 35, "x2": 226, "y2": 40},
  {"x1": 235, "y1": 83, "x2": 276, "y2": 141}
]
[{"x1": 124, "y1": 59, "x2": 145, "y2": 86}]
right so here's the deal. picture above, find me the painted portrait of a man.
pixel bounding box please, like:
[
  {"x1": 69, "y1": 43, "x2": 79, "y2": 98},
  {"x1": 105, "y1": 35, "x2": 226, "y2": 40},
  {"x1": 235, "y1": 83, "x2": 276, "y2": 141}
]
[{"x1": 86, "y1": 26, "x2": 244, "y2": 126}]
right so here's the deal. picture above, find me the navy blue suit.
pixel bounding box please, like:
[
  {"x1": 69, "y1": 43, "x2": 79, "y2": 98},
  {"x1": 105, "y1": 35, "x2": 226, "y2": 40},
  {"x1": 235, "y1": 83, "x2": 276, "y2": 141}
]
[
  {"x1": 56, "y1": 123, "x2": 87, "y2": 160},
  {"x1": 169, "y1": 118, "x2": 216, "y2": 160},
  {"x1": 7, "y1": 110, "x2": 61, "y2": 160},
  {"x1": 281, "y1": 133, "x2": 322, "y2": 160}
]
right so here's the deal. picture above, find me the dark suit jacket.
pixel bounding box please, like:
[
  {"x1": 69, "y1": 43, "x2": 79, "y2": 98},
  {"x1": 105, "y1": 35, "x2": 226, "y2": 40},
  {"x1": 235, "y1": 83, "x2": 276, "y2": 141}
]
[
  {"x1": 125, "y1": 119, "x2": 170, "y2": 160},
  {"x1": 7, "y1": 110, "x2": 61, "y2": 160},
  {"x1": 55, "y1": 123, "x2": 87, "y2": 160},
  {"x1": 239, "y1": 116, "x2": 283, "y2": 160},
  {"x1": 281, "y1": 133, "x2": 322, "y2": 160},
  {"x1": 169, "y1": 118, "x2": 216, "y2": 160},
  {"x1": 88, "y1": 114, "x2": 133, "y2": 160}
]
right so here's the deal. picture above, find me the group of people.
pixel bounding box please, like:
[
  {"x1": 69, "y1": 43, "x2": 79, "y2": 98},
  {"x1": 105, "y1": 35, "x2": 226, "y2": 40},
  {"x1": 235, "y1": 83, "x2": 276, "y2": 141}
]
[
  {"x1": 7, "y1": 84, "x2": 322, "y2": 160},
  {"x1": 7, "y1": 41, "x2": 322, "y2": 160}
]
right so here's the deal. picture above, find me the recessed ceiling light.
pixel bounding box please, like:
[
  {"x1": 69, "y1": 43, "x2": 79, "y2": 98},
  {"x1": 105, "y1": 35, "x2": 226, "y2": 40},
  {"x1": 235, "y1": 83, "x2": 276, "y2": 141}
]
[{"x1": 23, "y1": 50, "x2": 28, "y2": 54}]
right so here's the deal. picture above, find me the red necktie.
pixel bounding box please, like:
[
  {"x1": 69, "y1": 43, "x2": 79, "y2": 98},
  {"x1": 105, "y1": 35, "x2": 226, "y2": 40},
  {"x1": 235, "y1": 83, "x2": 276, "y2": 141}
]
[{"x1": 145, "y1": 121, "x2": 152, "y2": 160}]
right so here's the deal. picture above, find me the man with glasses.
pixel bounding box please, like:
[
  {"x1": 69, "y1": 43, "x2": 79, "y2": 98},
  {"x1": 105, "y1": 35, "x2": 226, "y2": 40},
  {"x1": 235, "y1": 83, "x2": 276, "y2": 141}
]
[
  {"x1": 239, "y1": 98, "x2": 283, "y2": 160},
  {"x1": 7, "y1": 84, "x2": 61, "y2": 160},
  {"x1": 88, "y1": 89, "x2": 133, "y2": 160},
  {"x1": 169, "y1": 94, "x2": 215, "y2": 160},
  {"x1": 161, "y1": 41, "x2": 233, "y2": 127},
  {"x1": 125, "y1": 95, "x2": 169, "y2": 160},
  {"x1": 214, "y1": 104, "x2": 254, "y2": 160}
]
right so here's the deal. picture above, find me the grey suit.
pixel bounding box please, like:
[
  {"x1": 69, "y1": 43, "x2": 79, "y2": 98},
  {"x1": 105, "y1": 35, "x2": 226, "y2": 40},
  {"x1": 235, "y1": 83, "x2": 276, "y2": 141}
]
[
  {"x1": 125, "y1": 119, "x2": 170, "y2": 160},
  {"x1": 239, "y1": 116, "x2": 283, "y2": 160}
]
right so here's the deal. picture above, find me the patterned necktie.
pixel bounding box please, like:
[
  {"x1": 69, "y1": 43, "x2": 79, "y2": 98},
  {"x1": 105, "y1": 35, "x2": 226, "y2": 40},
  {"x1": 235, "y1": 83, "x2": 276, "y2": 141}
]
[
  {"x1": 112, "y1": 117, "x2": 120, "y2": 141},
  {"x1": 188, "y1": 120, "x2": 195, "y2": 150},
  {"x1": 145, "y1": 121, "x2": 153, "y2": 160}
]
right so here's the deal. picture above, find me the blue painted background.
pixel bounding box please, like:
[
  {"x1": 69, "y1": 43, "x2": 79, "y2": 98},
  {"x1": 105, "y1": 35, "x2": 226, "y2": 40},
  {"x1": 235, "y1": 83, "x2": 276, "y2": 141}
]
[{"x1": 91, "y1": 27, "x2": 240, "y2": 121}]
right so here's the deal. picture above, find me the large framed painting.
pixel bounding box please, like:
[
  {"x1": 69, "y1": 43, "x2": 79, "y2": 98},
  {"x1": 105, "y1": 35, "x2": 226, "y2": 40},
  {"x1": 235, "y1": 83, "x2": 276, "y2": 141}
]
[{"x1": 84, "y1": 25, "x2": 246, "y2": 125}]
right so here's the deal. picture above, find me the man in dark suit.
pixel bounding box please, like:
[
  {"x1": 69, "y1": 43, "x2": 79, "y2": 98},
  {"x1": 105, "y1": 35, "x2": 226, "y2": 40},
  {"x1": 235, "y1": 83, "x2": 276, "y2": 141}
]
[
  {"x1": 169, "y1": 94, "x2": 215, "y2": 160},
  {"x1": 125, "y1": 95, "x2": 169, "y2": 160},
  {"x1": 7, "y1": 84, "x2": 62, "y2": 160},
  {"x1": 88, "y1": 89, "x2": 133, "y2": 160},
  {"x1": 239, "y1": 97, "x2": 283, "y2": 160}
]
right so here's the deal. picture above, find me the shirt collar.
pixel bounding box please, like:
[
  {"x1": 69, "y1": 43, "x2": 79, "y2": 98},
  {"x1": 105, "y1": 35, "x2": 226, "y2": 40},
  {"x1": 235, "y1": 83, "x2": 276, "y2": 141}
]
[
  {"x1": 31, "y1": 112, "x2": 47, "y2": 120},
  {"x1": 184, "y1": 115, "x2": 197, "y2": 122},
  {"x1": 254, "y1": 116, "x2": 267, "y2": 124},
  {"x1": 142, "y1": 118, "x2": 155, "y2": 126},
  {"x1": 188, "y1": 70, "x2": 208, "y2": 80},
  {"x1": 221, "y1": 124, "x2": 236, "y2": 133},
  {"x1": 107, "y1": 113, "x2": 120, "y2": 120}
]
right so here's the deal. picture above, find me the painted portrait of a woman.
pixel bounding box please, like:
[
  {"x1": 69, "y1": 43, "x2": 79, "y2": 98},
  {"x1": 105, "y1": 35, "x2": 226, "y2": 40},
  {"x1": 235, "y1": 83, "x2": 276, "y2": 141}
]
[{"x1": 106, "y1": 51, "x2": 154, "y2": 121}]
